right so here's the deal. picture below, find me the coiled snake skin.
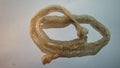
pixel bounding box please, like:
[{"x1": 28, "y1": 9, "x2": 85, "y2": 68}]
[{"x1": 29, "y1": 5, "x2": 110, "y2": 65}]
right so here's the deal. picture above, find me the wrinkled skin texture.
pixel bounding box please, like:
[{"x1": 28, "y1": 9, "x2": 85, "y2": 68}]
[{"x1": 30, "y1": 5, "x2": 110, "y2": 65}]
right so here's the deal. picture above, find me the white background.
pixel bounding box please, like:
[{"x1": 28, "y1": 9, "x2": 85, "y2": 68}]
[{"x1": 0, "y1": 0, "x2": 120, "y2": 68}]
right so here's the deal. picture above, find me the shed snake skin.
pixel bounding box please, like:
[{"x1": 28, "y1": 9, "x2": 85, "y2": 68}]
[{"x1": 29, "y1": 5, "x2": 110, "y2": 65}]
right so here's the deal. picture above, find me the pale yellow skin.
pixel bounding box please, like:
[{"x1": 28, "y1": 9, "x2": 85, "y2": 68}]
[{"x1": 30, "y1": 5, "x2": 110, "y2": 65}]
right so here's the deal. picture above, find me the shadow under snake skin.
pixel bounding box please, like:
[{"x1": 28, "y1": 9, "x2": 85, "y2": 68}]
[{"x1": 29, "y1": 5, "x2": 110, "y2": 65}]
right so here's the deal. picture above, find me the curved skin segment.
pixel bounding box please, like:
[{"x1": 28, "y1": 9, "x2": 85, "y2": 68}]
[{"x1": 29, "y1": 5, "x2": 110, "y2": 65}]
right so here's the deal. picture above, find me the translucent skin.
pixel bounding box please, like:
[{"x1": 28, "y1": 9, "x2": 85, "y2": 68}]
[{"x1": 30, "y1": 5, "x2": 110, "y2": 65}]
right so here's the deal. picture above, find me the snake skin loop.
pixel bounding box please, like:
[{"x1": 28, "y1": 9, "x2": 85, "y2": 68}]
[{"x1": 30, "y1": 5, "x2": 110, "y2": 65}]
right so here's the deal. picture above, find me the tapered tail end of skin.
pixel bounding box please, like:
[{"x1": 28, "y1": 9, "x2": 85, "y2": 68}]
[
  {"x1": 41, "y1": 55, "x2": 51, "y2": 65},
  {"x1": 41, "y1": 54, "x2": 60, "y2": 65}
]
